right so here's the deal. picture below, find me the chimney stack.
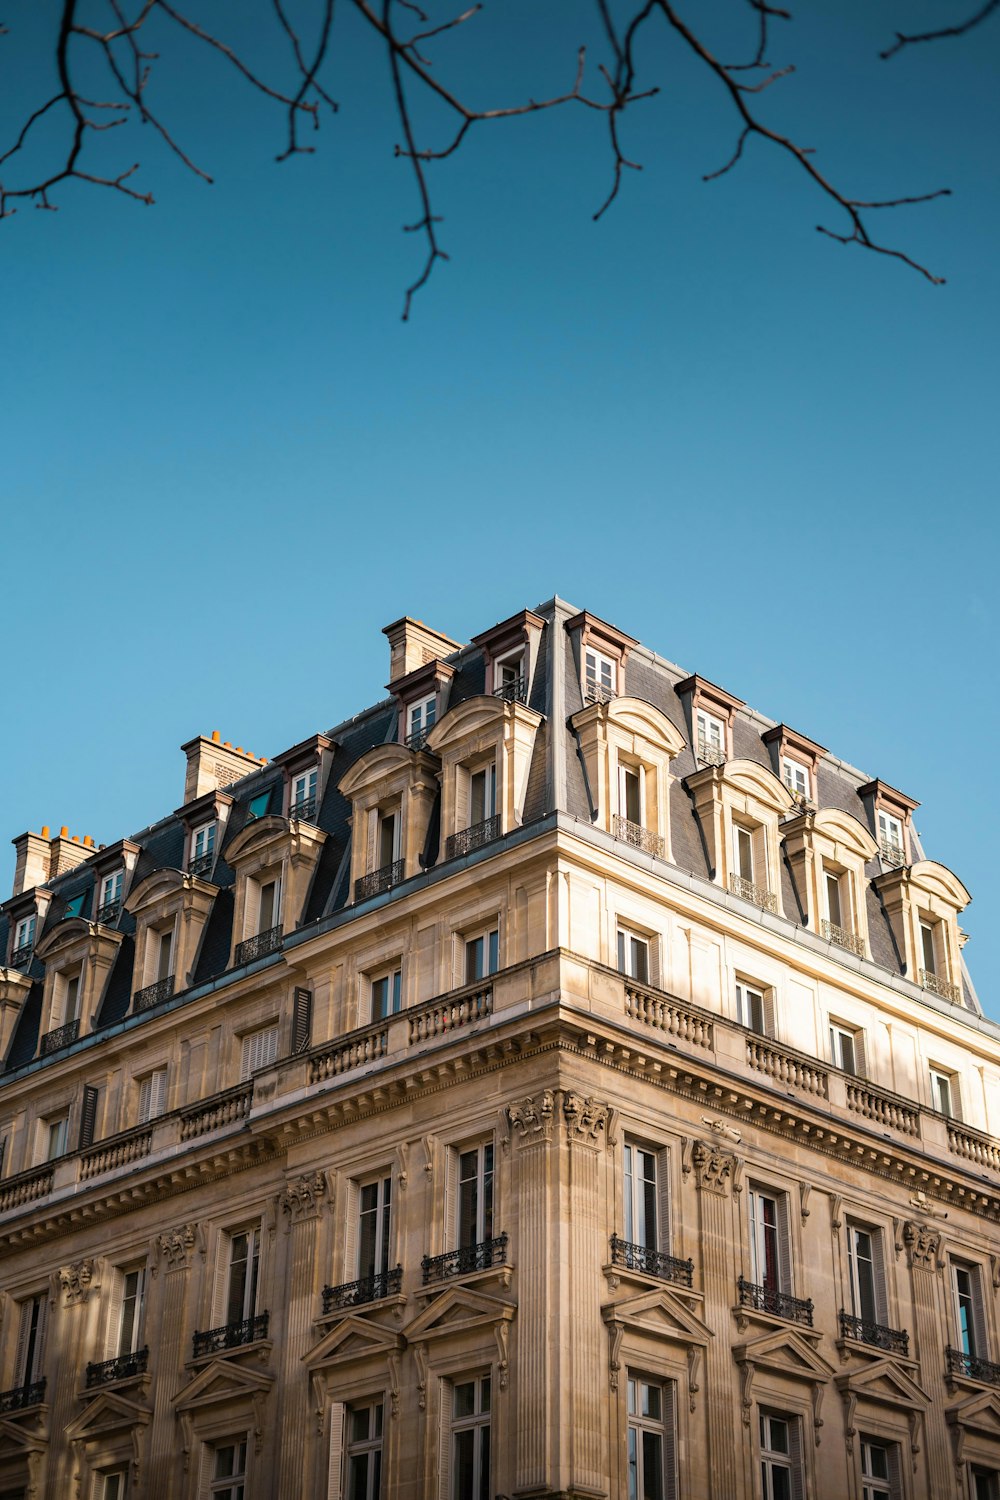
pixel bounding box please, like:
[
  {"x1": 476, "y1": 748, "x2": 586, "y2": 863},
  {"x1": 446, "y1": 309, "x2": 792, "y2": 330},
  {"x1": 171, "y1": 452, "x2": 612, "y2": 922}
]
[
  {"x1": 383, "y1": 617, "x2": 462, "y2": 685},
  {"x1": 182, "y1": 732, "x2": 264, "y2": 804}
]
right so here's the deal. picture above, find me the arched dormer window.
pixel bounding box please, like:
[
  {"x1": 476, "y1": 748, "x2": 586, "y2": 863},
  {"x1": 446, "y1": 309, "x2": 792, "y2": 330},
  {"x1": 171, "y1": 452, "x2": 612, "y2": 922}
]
[
  {"x1": 338, "y1": 743, "x2": 440, "y2": 901},
  {"x1": 874, "y1": 861, "x2": 971, "y2": 1005},
  {"x1": 569, "y1": 696, "x2": 685, "y2": 860},
  {"x1": 425, "y1": 694, "x2": 543, "y2": 861},
  {"x1": 224, "y1": 814, "x2": 326, "y2": 968},
  {"x1": 781, "y1": 808, "x2": 878, "y2": 958},
  {"x1": 33, "y1": 918, "x2": 124, "y2": 1055},
  {"x1": 124, "y1": 868, "x2": 219, "y2": 1012},
  {"x1": 686, "y1": 759, "x2": 794, "y2": 914}
]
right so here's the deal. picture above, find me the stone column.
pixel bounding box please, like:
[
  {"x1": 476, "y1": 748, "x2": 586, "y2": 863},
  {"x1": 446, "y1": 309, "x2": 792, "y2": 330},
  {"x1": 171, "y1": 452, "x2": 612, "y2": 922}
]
[
  {"x1": 563, "y1": 1090, "x2": 610, "y2": 1500},
  {"x1": 508, "y1": 1089, "x2": 556, "y2": 1495},
  {"x1": 51, "y1": 1258, "x2": 98, "y2": 1497},
  {"x1": 147, "y1": 1222, "x2": 200, "y2": 1500},
  {"x1": 276, "y1": 1171, "x2": 328, "y2": 1499},
  {"x1": 692, "y1": 1139, "x2": 742, "y2": 1498},
  {"x1": 903, "y1": 1221, "x2": 951, "y2": 1500}
]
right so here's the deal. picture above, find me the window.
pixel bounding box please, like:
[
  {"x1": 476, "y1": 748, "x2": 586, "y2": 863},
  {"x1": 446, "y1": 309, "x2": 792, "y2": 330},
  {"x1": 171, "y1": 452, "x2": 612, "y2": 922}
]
[
  {"x1": 377, "y1": 808, "x2": 400, "y2": 870},
  {"x1": 920, "y1": 920, "x2": 939, "y2": 976},
  {"x1": 973, "y1": 1470, "x2": 1000, "y2": 1500},
  {"x1": 759, "y1": 1410, "x2": 803, "y2": 1500},
  {"x1": 830, "y1": 1023, "x2": 865, "y2": 1077},
  {"x1": 619, "y1": 764, "x2": 643, "y2": 826},
  {"x1": 627, "y1": 1375, "x2": 676, "y2": 1500},
  {"x1": 153, "y1": 927, "x2": 174, "y2": 983},
  {"x1": 13, "y1": 915, "x2": 35, "y2": 954},
  {"x1": 748, "y1": 1187, "x2": 791, "y2": 1295},
  {"x1": 137, "y1": 1068, "x2": 167, "y2": 1124},
  {"x1": 60, "y1": 972, "x2": 81, "y2": 1025},
  {"x1": 468, "y1": 764, "x2": 496, "y2": 826},
  {"x1": 345, "y1": 1400, "x2": 383, "y2": 1500},
  {"x1": 191, "y1": 822, "x2": 216, "y2": 868},
  {"x1": 624, "y1": 1140, "x2": 667, "y2": 1253},
  {"x1": 451, "y1": 1375, "x2": 491, "y2": 1500},
  {"x1": 734, "y1": 824, "x2": 755, "y2": 883},
  {"x1": 781, "y1": 758, "x2": 809, "y2": 799},
  {"x1": 861, "y1": 1438, "x2": 901, "y2": 1500},
  {"x1": 847, "y1": 1222, "x2": 887, "y2": 1326},
  {"x1": 953, "y1": 1260, "x2": 988, "y2": 1360},
  {"x1": 696, "y1": 709, "x2": 725, "y2": 762},
  {"x1": 97, "y1": 1473, "x2": 127, "y2": 1500},
  {"x1": 255, "y1": 876, "x2": 282, "y2": 934},
  {"x1": 247, "y1": 791, "x2": 271, "y2": 821},
  {"x1": 584, "y1": 648, "x2": 616, "y2": 700},
  {"x1": 825, "y1": 870, "x2": 846, "y2": 930},
  {"x1": 14, "y1": 1293, "x2": 46, "y2": 1387},
  {"x1": 617, "y1": 927, "x2": 650, "y2": 985},
  {"x1": 457, "y1": 1143, "x2": 494, "y2": 1250},
  {"x1": 241, "y1": 1025, "x2": 279, "y2": 1080},
  {"x1": 737, "y1": 981, "x2": 772, "y2": 1036},
  {"x1": 878, "y1": 811, "x2": 904, "y2": 863},
  {"x1": 99, "y1": 871, "x2": 124, "y2": 915},
  {"x1": 407, "y1": 696, "x2": 437, "y2": 743},
  {"x1": 210, "y1": 1440, "x2": 247, "y2": 1500},
  {"x1": 464, "y1": 928, "x2": 498, "y2": 984},
  {"x1": 225, "y1": 1230, "x2": 260, "y2": 1326},
  {"x1": 64, "y1": 894, "x2": 85, "y2": 919},
  {"x1": 371, "y1": 968, "x2": 402, "y2": 1020},
  {"x1": 495, "y1": 654, "x2": 524, "y2": 692},
  {"x1": 46, "y1": 1115, "x2": 69, "y2": 1160},
  {"x1": 115, "y1": 1266, "x2": 147, "y2": 1356},
  {"x1": 930, "y1": 1066, "x2": 960, "y2": 1119},
  {"x1": 358, "y1": 1175, "x2": 392, "y2": 1283},
  {"x1": 290, "y1": 767, "x2": 318, "y2": 817}
]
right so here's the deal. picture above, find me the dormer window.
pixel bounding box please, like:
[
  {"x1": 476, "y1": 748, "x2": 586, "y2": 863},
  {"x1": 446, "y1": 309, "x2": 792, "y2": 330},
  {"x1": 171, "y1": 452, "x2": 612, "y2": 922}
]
[
  {"x1": 820, "y1": 861, "x2": 864, "y2": 956},
  {"x1": 289, "y1": 768, "x2": 318, "y2": 822},
  {"x1": 11, "y1": 915, "x2": 35, "y2": 967},
  {"x1": 730, "y1": 821, "x2": 774, "y2": 910},
  {"x1": 697, "y1": 710, "x2": 726, "y2": 767},
  {"x1": 41, "y1": 968, "x2": 83, "y2": 1053},
  {"x1": 64, "y1": 894, "x2": 85, "y2": 919},
  {"x1": 378, "y1": 806, "x2": 402, "y2": 873},
  {"x1": 584, "y1": 648, "x2": 616, "y2": 704},
  {"x1": 782, "y1": 757, "x2": 809, "y2": 800},
  {"x1": 255, "y1": 876, "x2": 282, "y2": 936},
  {"x1": 406, "y1": 697, "x2": 437, "y2": 750},
  {"x1": 469, "y1": 762, "x2": 497, "y2": 828},
  {"x1": 619, "y1": 765, "x2": 643, "y2": 827},
  {"x1": 97, "y1": 871, "x2": 123, "y2": 923},
  {"x1": 493, "y1": 652, "x2": 526, "y2": 703},
  {"x1": 878, "y1": 811, "x2": 905, "y2": 867},
  {"x1": 247, "y1": 791, "x2": 271, "y2": 821},
  {"x1": 190, "y1": 821, "x2": 216, "y2": 876}
]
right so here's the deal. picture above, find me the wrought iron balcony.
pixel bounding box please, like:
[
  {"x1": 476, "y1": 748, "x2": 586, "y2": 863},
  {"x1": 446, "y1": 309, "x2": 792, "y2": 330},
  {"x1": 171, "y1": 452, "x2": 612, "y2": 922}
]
[
  {"x1": 235, "y1": 926, "x2": 283, "y2": 966},
  {"x1": 0, "y1": 1379, "x2": 45, "y2": 1412},
  {"x1": 86, "y1": 1347, "x2": 149, "y2": 1388},
  {"x1": 585, "y1": 682, "x2": 616, "y2": 705},
  {"x1": 192, "y1": 1312, "x2": 269, "y2": 1360},
  {"x1": 355, "y1": 860, "x2": 404, "y2": 901},
  {"x1": 839, "y1": 1311, "x2": 908, "y2": 1356},
  {"x1": 696, "y1": 735, "x2": 726, "y2": 767},
  {"x1": 612, "y1": 815, "x2": 665, "y2": 859},
  {"x1": 9, "y1": 944, "x2": 33, "y2": 970},
  {"x1": 880, "y1": 839, "x2": 905, "y2": 868},
  {"x1": 322, "y1": 1266, "x2": 402, "y2": 1314},
  {"x1": 95, "y1": 898, "x2": 122, "y2": 924},
  {"x1": 821, "y1": 919, "x2": 865, "y2": 958},
  {"x1": 134, "y1": 975, "x2": 175, "y2": 1013},
  {"x1": 920, "y1": 969, "x2": 962, "y2": 1004},
  {"x1": 610, "y1": 1235, "x2": 693, "y2": 1288},
  {"x1": 444, "y1": 815, "x2": 502, "y2": 861},
  {"x1": 188, "y1": 852, "x2": 214, "y2": 877},
  {"x1": 288, "y1": 795, "x2": 317, "y2": 823},
  {"x1": 405, "y1": 727, "x2": 430, "y2": 751},
  {"x1": 493, "y1": 675, "x2": 527, "y2": 704},
  {"x1": 40, "y1": 1017, "x2": 80, "y2": 1055},
  {"x1": 737, "y1": 1276, "x2": 813, "y2": 1327},
  {"x1": 946, "y1": 1347, "x2": 1000, "y2": 1387},
  {"x1": 728, "y1": 873, "x2": 778, "y2": 914},
  {"x1": 422, "y1": 1234, "x2": 508, "y2": 1286}
]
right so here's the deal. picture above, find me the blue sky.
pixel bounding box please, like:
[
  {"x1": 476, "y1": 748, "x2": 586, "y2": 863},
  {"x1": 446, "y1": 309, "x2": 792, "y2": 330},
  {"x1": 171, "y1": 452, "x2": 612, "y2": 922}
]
[{"x1": 2, "y1": 2, "x2": 997, "y2": 1012}]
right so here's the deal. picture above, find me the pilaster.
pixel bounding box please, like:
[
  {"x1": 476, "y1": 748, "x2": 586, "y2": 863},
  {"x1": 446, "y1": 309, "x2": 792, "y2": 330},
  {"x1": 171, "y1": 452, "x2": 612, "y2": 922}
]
[
  {"x1": 692, "y1": 1138, "x2": 742, "y2": 1496},
  {"x1": 147, "y1": 1222, "x2": 201, "y2": 1500},
  {"x1": 903, "y1": 1220, "x2": 952, "y2": 1499},
  {"x1": 277, "y1": 1172, "x2": 328, "y2": 1499}
]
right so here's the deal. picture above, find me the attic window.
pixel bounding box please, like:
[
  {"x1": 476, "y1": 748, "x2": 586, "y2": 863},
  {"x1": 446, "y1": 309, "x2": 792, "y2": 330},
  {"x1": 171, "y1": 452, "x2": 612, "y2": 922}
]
[
  {"x1": 584, "y1": 649, "x2": 616, "y2": 704},
  {"x1": 247, "y1": 791, "x2": 271, "y2": 821},
  {"x1": 64, "y1": 894, "x2": 85, "y2": 919},
  {"x1": 781, "y1": 757, "x2": 809, "y2": 799},
  {"x1": 289, "y1": 768, "x2": 318, "y2": 821}
]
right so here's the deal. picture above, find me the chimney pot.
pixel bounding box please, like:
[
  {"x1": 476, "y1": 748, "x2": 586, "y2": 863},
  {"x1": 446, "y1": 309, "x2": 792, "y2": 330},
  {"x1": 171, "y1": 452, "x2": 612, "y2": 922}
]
[
  {"x1": 41, "y1": 825, "x2": 50, "y2": 839},
  {"x1": 60, "y1": 826, "x2": 69, "y2": 838},
  {"x1": 211, "y1": 730, "x2": 221, "y2": 743}
]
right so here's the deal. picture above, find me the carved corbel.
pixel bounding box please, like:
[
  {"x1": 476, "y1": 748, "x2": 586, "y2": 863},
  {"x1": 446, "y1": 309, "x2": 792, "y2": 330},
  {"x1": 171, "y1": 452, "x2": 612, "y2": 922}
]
[
  {"x1": 908, "y1": 1409, "x2": 922, "y2": 1471},
  {"x1": 692, "y1": 1139, "x2": 738, "y2": 1196},
  {"x1": 842, "y1": 1390, "x2": 857, "y2": 1455},
  {"x1": 310, "y1": 1372, "x2": 327, "y2": 1436},
  {"x1": 605, "y1": 1107, "x2": 620, "y2": 1148},
  {"x1": 686, "y1": 1345, "x2": 702, "y2": 1413},
  {"x1": 739, "y1": 1360, "x2": 755, "y2": 1427},
  {"x1": 59, "y1": 1257, "x2": 96, "y2": 1307},
  {"x1": 607, "y1": 1321, "x2": 624, "y2": 1392},
  {"x1": 156, "y1": 1221, "x2": 200, "y2": 1272},
  {"x1": 388, "y1": 1353, "x2": 400, "y2": 1417},
  {"x1": 562, "y1": 1091, "x2": 609, "y2": 1143},
  {"x1": 508, "y1": 1091, "x2": 554, "y2": 1142},
  {"x1": 280, "y1": 1169, "x2": 327, "y2": 1225},
  {"x1": 903, "y1": 1220, "x2": 941, "y2": 1272},
  {"x1": 892, "y1": 1217, "x2": 904, "y2": 1259},
  {"x1": 252, "y1": 1390, "x2": 266, "y2": 1453},
  {"x1": 829, "y1": 1195, "x2": 843, "y2": 1233},
  {"x1": 680, "y1": 1137, "x2": 693, "y2": 1179},
  {"x1": 494, "y1": 1321, "x2": 510, "y2": 1390},
  {"x1": 420, "y1": 1136, "x2": 436, "y2": 1179},
  {"x1": 990, "y1": 1253, "x2": 1000, "y2": 1291},
  {"x1": 414, "y1": 1342, "x2": 429, "y2": 1409},
  {"x1": 179, "y1": 1412, "x2": 194, "y2": 1471},
  {"x1": 396, "y1": 1142, "x2": 409, "y2": 1189},
  {"x1": 799, "y1": 1184, "x2": 811, "y2": 1224},
  {"x1": 811, "y1": 1381, "x2": 824, "y2": 1445},
  {"x1": 497, "y1": 1108, "x2": 511, "y2": 1155}
]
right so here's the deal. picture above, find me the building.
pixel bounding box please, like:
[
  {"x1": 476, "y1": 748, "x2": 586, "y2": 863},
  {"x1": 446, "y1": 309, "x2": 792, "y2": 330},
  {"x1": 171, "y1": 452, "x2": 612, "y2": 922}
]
[{"x1": 0, "y1": 597, "x2": 997, "y2": 1500}]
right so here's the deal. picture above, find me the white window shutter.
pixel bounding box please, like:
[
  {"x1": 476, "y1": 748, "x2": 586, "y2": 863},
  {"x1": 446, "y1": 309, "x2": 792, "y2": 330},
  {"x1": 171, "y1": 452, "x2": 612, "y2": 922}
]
[
  {"x1": 871, "y1": 1229, "x2": 889, "y2": 1327},
  {"x1": 662, "y1": 1380, "x2": 678, "y2": 1500},
  {"x1": 104, "y1": 1270, "x2": 126, "y2": 1360},
  {"x1": 327, "y1": 1401, "x2": 346, "y2": 1500},
  {"x1": 971, "y1": 1265, "x2": 989, "y2": 1357},
  {"x1": 445, "y1": 1149, "x2": 458, "y2": 1254},
  {"x1": 212, "y1": 1235, "x2": 231, "y2": 1326},
  {"x1": 886, "y1": 1442, "x2": 902, "y2": 1500},
  {"x1": 657, "y1": 1150, "x2": 672, "y2": 1257},
  {"x1": 344, "y1": 1180, "x2": 359, "y2": 1282},
  {"x1": 437, "y1": 1383, "x2": 452, "y2": 1500},
  {"x1": 138, "y1": 1075, "x2": 152, "y2": 1123},
  {"x1": 763, "y1": 990, "x2": 777, "y2": 1039},
  {"x1": 776, "y1": 1195, "x2": 793, "y2": 1295},
  {"x1": 854, "y1": 1030, "x2": 867, "y2": 1080},
  {"x1": 788, "y1": 1416, "x2": 805, "y2": 1500},
  {"x1": 14, "y1": 1299, "x2": 33, "y2": 1384}
]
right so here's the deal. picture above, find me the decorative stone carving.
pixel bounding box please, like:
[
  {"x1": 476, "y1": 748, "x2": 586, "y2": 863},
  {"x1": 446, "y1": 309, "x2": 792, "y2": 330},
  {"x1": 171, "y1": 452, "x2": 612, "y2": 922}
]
[
  {"x1": 903, "y1": 1220, "x2": 941, "y2": 1271},
  {"x1": 59, "y1": 1258, "x2": 94, "y2": 1305},
  {"x1": 156, "y1": 1221, "x2": 199, "y2": 1270},
  {"x1": 280, "y1": 1170, "x2": 327, "y2": 1224},
  {"x1": 494, "y1": 1320, "x2": 510, "y2": 1389},
  {"x1": 508, "y1": 1091, "x2": 554, "y2": 1140},
  {"x1": 562, "y1": 1091, "x2": 608, "y2": 1141},
  {"x1": 692, "y1": 1139, "x2": 738, "y2": 1196}
]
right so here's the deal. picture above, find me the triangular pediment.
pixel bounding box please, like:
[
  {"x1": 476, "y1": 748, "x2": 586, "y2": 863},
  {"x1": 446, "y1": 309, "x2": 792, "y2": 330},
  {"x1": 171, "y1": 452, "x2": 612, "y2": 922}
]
[
  {"x1": 734, "y1": 1327, "x2": 836, "y2": 1385},
  {"x1": 0, "y1": 1414, "x2": 46, "y2": 1456},
  {"x1": 173, "y1": 1356, "x2": 273, "y2": 1413},
  {"x1": 402, "y1": 1286, "x2": 515, "y2": 1345},
  {"x1": 946, "y1": 1389, "x2": 1000, "y2": 1438},
  {"x1": 835, "y1": 1357, "x2": 928, "y2": 1412},
  {"x1": 305, "y1": 1315, "x2": 405, "y2": 1372},
  {"x1": 602, "y1": 1286, "x2": 713, "y2": 1348},
  {"x1": 65, "y1": 1389, "x2": 150, "y2": 1442}
]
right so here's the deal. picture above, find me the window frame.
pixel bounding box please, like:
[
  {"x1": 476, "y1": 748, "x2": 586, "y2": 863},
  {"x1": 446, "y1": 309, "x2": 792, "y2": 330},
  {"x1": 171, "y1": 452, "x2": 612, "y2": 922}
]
[
  {"x1": 626, "y1": 1372, "x2": 676, "y2": 1500},
  {"x1": 343, "y1": 1398, "x2": 384, "y2": 1500},
  {"x1": 13, "y1": 914, "x2": 36, "y2": 953},
  {"x1": 736, "y1": 979, "x2": 773, "y2": 1037},
  {"x1": 13, "y1": 1291, "x2": 47, "y2": 1387},
  {"x1": 208, "y1": 1437, "x2": 248, "y2": 1500},
  {"x1": 623, "y1": 1137, "x2": 671, "y2": 1255},
  {"x1": 830, "y1": 1021, "x2": 865, "y2": 1077},
  {"x1": 448, "y1": 1372, "x2": 491, "y2": 1500},
  {"x1": 191, "y1": 820, "x2": 217, "y2": 865},
  {"x1": 464, "y1": 925, "x2": 499, "y2": 985},
  {"x1": 222, "y1": 1227, "x2": 261, "y2": 1328},
  {"x1": 584, "y1": 647, "x2": 616, "y2": 699},
  {"x1": 781, "y1": 757, "x2": 810, "y2": 799},
  {"x1": 930, "y1": 1065, "x2": 961, "y2": 1120},
  {"x1": 240, "y1": 1023, "x2": 279, "y2": 1082},
  {"x1": 453, "y1": 1140, "x2": 495, "y2": 1252},
  {"x1": 846, "y1": 1220, "x2": 888, "y2": 1327},
  {"x1": 356, "y1": 1172, "x2": 393, "y2": 1282},
  {"x1": 112, "y1": 1263, "x2": 148, "y2": 1359},
  {"x1": 758, "y1": 1408, "x2": 804, "y2": 1500},
  {"x1": 748, "y1": 1184, "x2": 792, "y2": 1295},
  {"x1": 289, "y1": 767, "x2": 318, "y2": 814},
  {"x1": 860, "y1": 1435, "x2": 902, "y2": 1500},
  {"x1": 617, "y1": 925, "x2": 651, "y2": 985},
  {"x1": 370, "y1": 965, "x2": 403, "y2": 1021},
  {"x1": 99, "y1": 870, "x2": 124, "y2": 911},
  {"x1": 952, "y1": 1258, "x2": 989, "y2": 1361}
]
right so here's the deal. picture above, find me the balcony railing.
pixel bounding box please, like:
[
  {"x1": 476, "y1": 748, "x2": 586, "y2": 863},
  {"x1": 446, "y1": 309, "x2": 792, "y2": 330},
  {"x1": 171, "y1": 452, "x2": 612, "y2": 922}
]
[
  {"x1": 95, "y1": 898, "x2": 122, "y2": 924},
  {"x1": 0, "y1": 1379, "x2": 46, "y2": 1412},
  {"x1": 134, "y1": 975, "x2": 175, "y2": 1013},
  {"x1": 422, "y1": 1234, "x2": 508, "y2": 1286},
  {"x1": 920, "y1": 969, "x2": 962, "y2": 1004},
  {"x1": 880, "y1": 839, "x2": 905, "y2": 868},
  {"x1": 235, "y1": 926, "x2": 283, "y2": 966},
  {"x1": 0, "y1": 1163, "x2": 54, "y2": 1214},
  {"x1": 610, "y1": 1235, "x2": 693, "y2": 1288},
  {"x1": 737, "y1": 1276, "x2": 813, "y2": 1327},
  {"x1": 493, "y1": 675, "x2": 527, "y2": 704},
  {"x1": 355, "y1": 860, "x2": 404, "y2": 901},
  {"x1": 612, "y1": 815, "x2": 665, "y2": 859},
  {"x1": 821, "y1": 919, "x2": 865, "y2": 958},
  {"x1": 946, "y1": 1347, "x2": 1000, "y2": 1387},
  {"x1": 696, "y1": 736, "x2": 726, "y2": 767},
  {"x1": 625, "y1": 982, "x2": 714, "y2": 1050},
  {"x1": 288, "y1": 795, "x2": 317, "y2": 822},
  {"x1": 179, "y1": 1082, "x2": 253, "y2": 1142},
  {"x1": 405, "y1": 727, "x2": 430, "y2": 751},
  {"x1": 445, "y1": 816, "x2": 502, "y2": 861},
  {"x1": 322, "y1": 1266, "x2": 402, "y2": 1314},
  {"x1": 40, "y1": 1017, "x2": 80, "y2": 1055},
  {"x1": 585, "y1": 682, "x2": 616, "y2": 705},
  {"x1": 839, "y1": 1311, "x2": 909, "y2": 1356},
  {"x1": 192, "y1": 1312, "x2": 269, "y2": 1360},
  {"x1": 86, "y1": 1347, "x2": 149, "y2": 1388},
  {"x1": 9, "y1": 944, "x2": 33, "y2": 970},
  {"x1": 188, "y1": 852, "x2": 214, "y2": 877},
  {"x1": 728, "y1": 873, "x2": 778, "y2": 914}
]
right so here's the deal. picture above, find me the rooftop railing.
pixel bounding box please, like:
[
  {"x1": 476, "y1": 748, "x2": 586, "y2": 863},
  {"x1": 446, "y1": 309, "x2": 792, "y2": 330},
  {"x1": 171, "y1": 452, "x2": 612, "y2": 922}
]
[
  {"x1": 920, "y1": 969, "x2": 962, "y2": 1004},
  {"x1": 9, "y1": 944, "x2": 33, "y2": 970},
  {"x1": 235, "y1": 926, "x2": 283, "y2": 966},
  {"x1": 493, "y1": 675, "x2": 527, "y2": 704},
  {"x1": 821, "y1": 919, "x2": 865, "y2": 958},
  {"x1": 40, "y1": 1018, "x2": 80, "y2": 1055},
  {"x1": 728, "y1": 873, "x2": 778, "y2": 914},
  {"x1": 880, "y1": 839, "x2": 905, "y2": 867},
  {"x1": 405, "y1": 727, "x2": 430, "y2": 751},
  {"x1": 134, "y1": 975, "x2": 175, "y2": 1013},
  {"x1": 445, "y1": 816, "x2": 502, "y2": 861},
  {"x1": 187, "y1": 852, "x2": 214, "y2": 877},
  {"x1": 612, "y1": 815, "x2": 665, "y2": 859},
  {"x1": 584, "y1": 682, "x2": 616, "y2": 705},
  {"x1": 95, "y1": 899, "x2": 121, "y2": 923},
  {"x1": 696, "y1": 736, "x2": 726, "y2": 767},
  {"x1": 355, "y1": 861, "x2": 404, "y2": 901},
  {"x1": 288, "y1": 795, "x2": 317, "y2": 822}
]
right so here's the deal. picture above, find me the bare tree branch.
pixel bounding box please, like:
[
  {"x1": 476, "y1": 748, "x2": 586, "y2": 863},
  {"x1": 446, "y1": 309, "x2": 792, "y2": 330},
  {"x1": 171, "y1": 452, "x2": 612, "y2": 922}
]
[{"x1": 881, "y1": 0, "x2": 1000, "y2": 60}]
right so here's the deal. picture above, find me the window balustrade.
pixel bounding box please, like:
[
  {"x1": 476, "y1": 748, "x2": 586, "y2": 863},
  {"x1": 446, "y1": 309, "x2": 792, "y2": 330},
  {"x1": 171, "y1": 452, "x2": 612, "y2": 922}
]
[
  {"x1": 192, "y1": 1312, "x2": 269, "y2": 1359},
  {"x1": 737, "y1": 1276, "x2": 813, "y2": 1327},
  {"x1": 610, "y1": 1235, "x2": 693, "y2": 1288},
  {"x1": 85, "y1": 1348, "x2": 149, "y2": 1388},
  {"x1": 355, "y1": 860, "x2": 404, "y2": 901},
  {"x1": 235, "y1": 926, "x2": 283, "y2": 966},
  {"x1": 321, "y1": 1266, "x2": 402, "y2": 1314},
  {"x1": 422, "y1": 1234, "x2": 508, "y2": 1286},
  {"x1": 838, "y1": 1310, "x2": 908, "y2": 1356},
  {"x1": 444, "y1": 816, "x2": 501, "y2": 861}
]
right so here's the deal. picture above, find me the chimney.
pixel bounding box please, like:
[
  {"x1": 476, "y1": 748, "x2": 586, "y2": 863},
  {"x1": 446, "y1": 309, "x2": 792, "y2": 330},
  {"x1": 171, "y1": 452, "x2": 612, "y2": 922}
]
[
  {"x1": 383, "y1": 617, "x2": 462, "y2": 685},
  {"x1": 11, "y1": 828, "x2": 52, "y2": 897},
  {"x1": 48, "y1": 827, "x2": 97, "y2": 879},
  {"x1": 182, "y1": 732, "x2": 263, "y2": 803}
]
